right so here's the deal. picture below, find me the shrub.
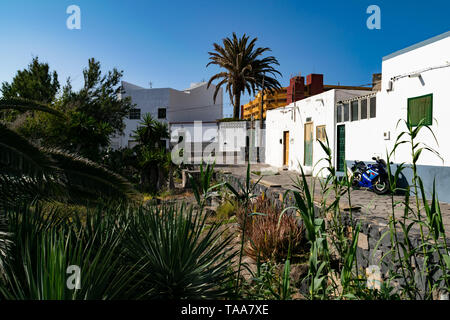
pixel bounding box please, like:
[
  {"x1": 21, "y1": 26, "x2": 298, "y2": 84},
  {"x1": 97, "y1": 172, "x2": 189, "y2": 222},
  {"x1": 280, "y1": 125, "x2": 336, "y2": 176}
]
[{"x1": 236, "y1": 196, "x2": 304, "y2": 262}]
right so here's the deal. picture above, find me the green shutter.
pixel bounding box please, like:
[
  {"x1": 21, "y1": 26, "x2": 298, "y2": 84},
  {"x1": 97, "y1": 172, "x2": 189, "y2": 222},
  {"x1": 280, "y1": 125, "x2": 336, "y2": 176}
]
[{"x1": 407, "y1": 94, "x2": 433, "y2": 126}]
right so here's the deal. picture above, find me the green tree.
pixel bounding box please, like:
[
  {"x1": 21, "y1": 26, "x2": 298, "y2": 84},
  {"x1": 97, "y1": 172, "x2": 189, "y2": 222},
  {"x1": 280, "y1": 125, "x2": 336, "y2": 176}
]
[
  {"x1": 1, "y1": 57, "x2": 59, "y2": 103},
  {"x1": 0, "y1": 98, "x2": 137, "y2": 208},
  {"x1": 206, "y1": 33, "x2": 282, "y2": 119},
  {"x1": 18, "y1": 58, "x2": 133, "y2": 161}
]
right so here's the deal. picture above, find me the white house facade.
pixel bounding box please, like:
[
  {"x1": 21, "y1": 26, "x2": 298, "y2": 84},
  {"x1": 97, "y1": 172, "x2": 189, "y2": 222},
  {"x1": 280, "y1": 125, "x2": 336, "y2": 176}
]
[
  {"x1": 265, "y1": 89, "x2": 372, "y2": 177},
  {"x1": 111, "y1": 81, "x2": 223, "y2": 149},
  {"x1": 342, "y1": 31, "x2": 450, "y2": 201},
  {"x1": 265, "y1": 30, "x2": 450, "y2": 202}
]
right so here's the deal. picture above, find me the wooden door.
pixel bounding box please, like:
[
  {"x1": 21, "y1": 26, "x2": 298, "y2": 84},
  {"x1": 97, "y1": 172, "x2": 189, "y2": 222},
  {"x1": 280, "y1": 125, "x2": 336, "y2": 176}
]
[
  {"x1": 304, "y1": 122, "x2": 313, "y2": 166},
  {"x1": 283, "y1": 131, "x2": 289, "y2": 166},
  {"x1": 337, "y1": 124, "x2": 346, "y2": 172}
]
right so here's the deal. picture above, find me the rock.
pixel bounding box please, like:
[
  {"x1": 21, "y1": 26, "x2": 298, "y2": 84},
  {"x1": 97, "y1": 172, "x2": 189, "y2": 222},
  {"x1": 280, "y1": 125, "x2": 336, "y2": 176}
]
[{"x1": 289, "y1": 263, "x2": 309, "y2": 287}]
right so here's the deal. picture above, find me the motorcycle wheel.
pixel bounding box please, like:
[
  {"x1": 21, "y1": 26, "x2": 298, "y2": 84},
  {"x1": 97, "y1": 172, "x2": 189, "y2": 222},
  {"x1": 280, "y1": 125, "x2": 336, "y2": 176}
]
[{"x1": 373, "y1": 176, "x2": 389, "y2": 195}]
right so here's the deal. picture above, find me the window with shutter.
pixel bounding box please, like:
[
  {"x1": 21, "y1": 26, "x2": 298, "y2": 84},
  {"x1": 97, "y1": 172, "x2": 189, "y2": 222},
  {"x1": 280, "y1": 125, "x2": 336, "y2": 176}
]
[
  {"x1": 337, "y1": 105, "x2": 342, "y2": 123},
  {"x1": 407, "y1": 94, "x2": 433, "y2": 126},
  {"x1": 351, "y1": 101, "x2": 358, "y2": 121},
  {"x1": 361, "y1": 99, "x2": 367, "y2": 119},
  {"x1": 316, "y1": 125, "x2": 326, "y2": 142},
  {"x1": 370, "y1": 97, "x2": 376, "y2": 118},
  {"x1": 343, "y1": 103, "x2": 349, "y2": 122}
]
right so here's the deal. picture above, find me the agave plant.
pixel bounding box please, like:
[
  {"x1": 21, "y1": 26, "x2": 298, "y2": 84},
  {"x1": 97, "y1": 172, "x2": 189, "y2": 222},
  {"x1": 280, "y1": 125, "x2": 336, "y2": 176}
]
[{"x1": 125, "y1": 203, "x2": 237, "y2": 299}]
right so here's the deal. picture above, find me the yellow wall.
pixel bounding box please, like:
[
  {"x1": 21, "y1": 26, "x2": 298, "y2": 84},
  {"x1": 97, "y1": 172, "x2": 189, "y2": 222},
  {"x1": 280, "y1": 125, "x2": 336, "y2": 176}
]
[{"x1": 242, "y1": 88, "x2": 287, "y2": 120}]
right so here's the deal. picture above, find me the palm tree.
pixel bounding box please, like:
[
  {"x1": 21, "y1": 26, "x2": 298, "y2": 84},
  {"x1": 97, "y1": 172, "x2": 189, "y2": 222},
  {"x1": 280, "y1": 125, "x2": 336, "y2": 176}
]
[
  {"x1": 206, "y1": 33, "x2": 282, "y2": 119},
  {"x1": 0, "y1": 97, "x2": 137, "y2": 207},
  {"x1": 132, "y1": 113, "x2": 170, "y2": 192}
]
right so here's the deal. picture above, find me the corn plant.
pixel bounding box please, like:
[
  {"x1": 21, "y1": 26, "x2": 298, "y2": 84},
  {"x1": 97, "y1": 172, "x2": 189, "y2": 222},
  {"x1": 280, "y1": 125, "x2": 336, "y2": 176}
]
[{"x1": 224, "y1": 162, "x2": 262, "y2": 297}]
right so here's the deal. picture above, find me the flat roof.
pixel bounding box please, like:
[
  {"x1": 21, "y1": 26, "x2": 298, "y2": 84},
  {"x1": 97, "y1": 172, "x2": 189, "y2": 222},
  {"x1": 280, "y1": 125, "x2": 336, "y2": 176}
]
[{"x1": 383, "y1": 31, "x2": 450, "y2": 61}]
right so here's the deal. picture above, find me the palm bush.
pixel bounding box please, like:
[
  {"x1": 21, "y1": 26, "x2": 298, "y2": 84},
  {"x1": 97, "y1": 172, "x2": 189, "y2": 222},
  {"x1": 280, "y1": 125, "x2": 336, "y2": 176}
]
[{"x1": 124, "y1": 204, "x2": 237, "y2": 299}]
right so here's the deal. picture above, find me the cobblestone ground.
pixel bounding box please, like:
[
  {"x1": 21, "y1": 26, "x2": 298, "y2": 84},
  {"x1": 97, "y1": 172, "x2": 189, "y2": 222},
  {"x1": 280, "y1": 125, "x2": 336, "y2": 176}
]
[{"x1": 216, "y1": 163, "x2": 450, "y2": 239}]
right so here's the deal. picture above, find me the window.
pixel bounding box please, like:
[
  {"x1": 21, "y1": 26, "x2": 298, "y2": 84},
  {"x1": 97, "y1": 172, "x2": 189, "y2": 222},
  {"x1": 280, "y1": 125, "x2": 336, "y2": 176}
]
[
  {"x1": 337, "y1": 105, "x2": 342, "y2": 122},
  {"x1": 343, "y1": 103, "x2": 349, "y2": 122},
  {"x1": 129, "y1": 108, "x2": 141, "y2": 120},
  {"x1": 360, "y1": 99, "x2": 367, "y2": 119},
  {"x1": 158, "y1": 107, "x2": 167, "y2": 119},
  {"x1": 316, "y1": 125, "x2": 326, "y2": 142},
  {"x1": 351, "y1": 101, "x2": 359, "y2": 121},
  {"x1": 407, "y1": 94, "x2": 433, "y2": 126},
  {"x1": 370, "y1": 97, "x2": 376, "y2": 118}
]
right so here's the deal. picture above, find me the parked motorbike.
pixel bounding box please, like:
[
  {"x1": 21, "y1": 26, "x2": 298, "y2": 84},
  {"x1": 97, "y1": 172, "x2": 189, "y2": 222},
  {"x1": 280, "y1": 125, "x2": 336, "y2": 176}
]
[{"x1": 350, "y1": 156, "x2": 390, "y2": 195}]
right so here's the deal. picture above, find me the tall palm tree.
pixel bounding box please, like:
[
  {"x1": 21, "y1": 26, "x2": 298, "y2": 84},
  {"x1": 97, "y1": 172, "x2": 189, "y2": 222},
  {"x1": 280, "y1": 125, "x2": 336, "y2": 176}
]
[{"x1": 206, "y1": 33, "x2": 282, "y2": 119}]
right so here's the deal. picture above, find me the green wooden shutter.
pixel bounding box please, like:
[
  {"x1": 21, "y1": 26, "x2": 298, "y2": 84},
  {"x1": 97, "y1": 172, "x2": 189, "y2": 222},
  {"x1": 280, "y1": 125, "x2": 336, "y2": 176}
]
[{"x1": 407, "y1": 94, "x2": 433, "y2": 126}]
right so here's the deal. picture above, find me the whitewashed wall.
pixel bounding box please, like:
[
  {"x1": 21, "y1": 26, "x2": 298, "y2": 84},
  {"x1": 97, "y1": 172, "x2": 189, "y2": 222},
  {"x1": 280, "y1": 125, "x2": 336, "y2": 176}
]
[
  {"x1": 344, "y1": 33, "x2": 450, "y2": 167},
  {"x1": 217, "y1": 121, "x2": 247, "y2": 152},
  {"x1": 265, "y1": 89, "x2": 371, "y2": 176},
  {"x1": 111, "y1": 82, "x2": 223, "y2": 149}
]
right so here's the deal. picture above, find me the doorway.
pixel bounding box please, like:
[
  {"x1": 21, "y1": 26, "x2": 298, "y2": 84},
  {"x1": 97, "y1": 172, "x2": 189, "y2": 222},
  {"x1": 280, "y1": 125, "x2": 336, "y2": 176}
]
[
  {"x1": 283, "y1": 131, "x2": 289, "y2": 166},
  {"x1": 304, "y1": 122, "x2": 313, "y2": 166},
  {"x1": 337, "y1": 124, "x2": 345, "y2": 172}
]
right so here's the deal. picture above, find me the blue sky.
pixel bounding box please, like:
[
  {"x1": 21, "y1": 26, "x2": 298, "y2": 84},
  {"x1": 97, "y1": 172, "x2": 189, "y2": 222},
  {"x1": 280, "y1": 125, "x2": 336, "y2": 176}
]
[{"x1": 0, "y1": 0, "x2": 448, "y2": 116}]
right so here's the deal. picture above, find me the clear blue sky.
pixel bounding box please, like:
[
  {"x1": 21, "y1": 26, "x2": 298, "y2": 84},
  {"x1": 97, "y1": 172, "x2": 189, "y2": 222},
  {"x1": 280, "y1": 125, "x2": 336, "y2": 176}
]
[{"x1": 0, "y1": 0, "x2": 448, "y2": 116}]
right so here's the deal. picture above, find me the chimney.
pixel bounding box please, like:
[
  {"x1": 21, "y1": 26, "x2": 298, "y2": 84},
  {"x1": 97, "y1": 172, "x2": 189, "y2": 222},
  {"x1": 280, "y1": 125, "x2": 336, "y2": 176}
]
[
  {"x1": 372, "y1": 73, "x2": 382, "y2": 91},
  {"x1": 287, "y1": 76, "x2": 305, "y2": 104},
  {"x1": 306, "y1": 74, "x2": 324, "y2": 96}
]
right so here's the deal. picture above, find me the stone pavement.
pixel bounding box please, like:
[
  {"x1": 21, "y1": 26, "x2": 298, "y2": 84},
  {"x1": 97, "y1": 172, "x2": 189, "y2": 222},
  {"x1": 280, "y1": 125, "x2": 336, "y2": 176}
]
[{"x1": 216, "y1": 163, "x2": 450, "y2": 239}]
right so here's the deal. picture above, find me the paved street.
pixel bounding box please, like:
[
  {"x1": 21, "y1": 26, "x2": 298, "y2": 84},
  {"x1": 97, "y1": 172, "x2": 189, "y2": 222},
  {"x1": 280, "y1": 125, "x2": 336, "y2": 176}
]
[{"x1": 216, "y1": 163, "x2": 450, "y2": 239}]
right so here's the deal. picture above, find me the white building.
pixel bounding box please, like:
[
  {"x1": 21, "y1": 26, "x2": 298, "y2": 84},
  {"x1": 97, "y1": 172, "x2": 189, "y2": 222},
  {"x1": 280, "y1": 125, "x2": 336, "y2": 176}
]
[
  {"x1": 111, "y1": 81, "x2": 223, "y2": 149},
  {"x1": 265, "y1": 30, "x2": 450, "y2": 202},
  {"x1": 265, "y1": 89, "x2": 372, "y2": 176},
  {"x1": 344, "y1": 30, "x2": 450, "y2": 201}
]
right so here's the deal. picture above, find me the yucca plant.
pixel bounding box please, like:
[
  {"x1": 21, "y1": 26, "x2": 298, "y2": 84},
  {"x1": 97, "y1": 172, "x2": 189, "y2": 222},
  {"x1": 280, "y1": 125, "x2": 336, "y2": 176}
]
[
  {"x1": 124, "y1": 203, "x2": 237, "y2": 299},
  {"x1": 189, "y1": 162, "x2": 224, "y2": 211},
  {"x1": 0, "y1": 202, "x2": 141, "y2": 299}
]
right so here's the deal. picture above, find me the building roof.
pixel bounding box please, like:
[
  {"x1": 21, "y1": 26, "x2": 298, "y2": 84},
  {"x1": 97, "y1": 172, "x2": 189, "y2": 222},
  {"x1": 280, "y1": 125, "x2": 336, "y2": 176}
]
[{"x1": 383, "y1": 30, "x2": 450, "y2": 61}]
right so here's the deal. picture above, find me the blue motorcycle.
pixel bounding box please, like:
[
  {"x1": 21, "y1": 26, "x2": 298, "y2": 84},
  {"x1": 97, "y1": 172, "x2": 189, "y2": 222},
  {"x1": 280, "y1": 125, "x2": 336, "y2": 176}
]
[{"x1": 350, "y1": 156, "x2": 390, "y2": 195}]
